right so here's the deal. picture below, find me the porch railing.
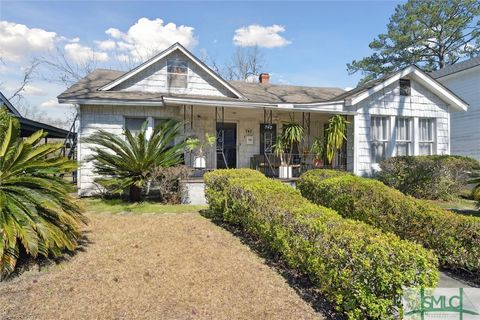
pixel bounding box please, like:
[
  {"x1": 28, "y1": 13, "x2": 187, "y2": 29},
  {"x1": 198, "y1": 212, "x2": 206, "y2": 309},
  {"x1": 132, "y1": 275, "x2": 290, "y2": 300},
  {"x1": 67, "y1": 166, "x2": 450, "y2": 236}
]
[{"x1": 250, "y1": 153, "x2": 347, "y2": 178}]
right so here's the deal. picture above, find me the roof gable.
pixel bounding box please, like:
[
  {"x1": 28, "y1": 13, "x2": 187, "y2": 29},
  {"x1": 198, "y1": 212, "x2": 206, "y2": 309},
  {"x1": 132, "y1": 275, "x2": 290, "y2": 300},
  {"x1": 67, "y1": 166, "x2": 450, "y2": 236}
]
[
  {"x1": 99, "y1": 42, "x2": 245, "y2": 99},
  {"x1": 0, "y1": 91, "x2": 21, "y2": 117},
  {"x1": 343, "y1": 66, "x2": 468, "y2": 112}
]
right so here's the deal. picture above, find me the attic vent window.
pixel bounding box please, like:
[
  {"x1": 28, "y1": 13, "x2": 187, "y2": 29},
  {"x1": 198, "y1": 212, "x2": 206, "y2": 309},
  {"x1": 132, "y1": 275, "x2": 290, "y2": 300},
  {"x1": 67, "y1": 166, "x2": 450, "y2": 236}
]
[
  {"x1": 167, "y1": 60, "x2": 188, "y2": 88},
  {"x1": 399, "y1": 79, "x2": 411, "y2": 96}
]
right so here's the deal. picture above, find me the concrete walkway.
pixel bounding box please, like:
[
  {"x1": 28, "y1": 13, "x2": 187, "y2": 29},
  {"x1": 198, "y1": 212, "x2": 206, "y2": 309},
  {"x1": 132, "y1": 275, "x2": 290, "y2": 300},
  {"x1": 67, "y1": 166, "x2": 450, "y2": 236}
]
[{"x1": 439, "y1": 271, "x2": 478, "y2": 288}]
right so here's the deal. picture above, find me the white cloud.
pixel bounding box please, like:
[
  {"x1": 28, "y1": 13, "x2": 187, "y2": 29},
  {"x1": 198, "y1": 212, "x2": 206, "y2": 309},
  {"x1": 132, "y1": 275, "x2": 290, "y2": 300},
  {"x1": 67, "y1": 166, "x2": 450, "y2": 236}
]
[
  {"x1": 23, "y1": 84, "x2": 46, "y2": 96},
  {"x1": 103, "y1": 17, "x2": 198, "y2": 60},
  {"x1": 40, "y1": 98, "x2": 61, "y2": 108},
  {"x1": 233, "y1": 24, "x2": 291, "y2": 48},
  {"x1": 0, "y1": 21, "x2": 57, "y2": 61},
  {"x1": 95, "y1": 39, "x2": 116, "y2": 51},
  {"x1": 64, "y1": 42, "x2": 109, "y2": 64},
  {"x1": 106, "y1": 27, "x2": 123, "y2": 39}
]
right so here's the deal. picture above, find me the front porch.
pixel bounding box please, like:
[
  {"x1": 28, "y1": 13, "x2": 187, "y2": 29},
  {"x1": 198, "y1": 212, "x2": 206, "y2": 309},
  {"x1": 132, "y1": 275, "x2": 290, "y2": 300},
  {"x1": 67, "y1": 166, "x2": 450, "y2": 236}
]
[{"x1": 180, "y1": 104, "x2": 354, "y2": 178}]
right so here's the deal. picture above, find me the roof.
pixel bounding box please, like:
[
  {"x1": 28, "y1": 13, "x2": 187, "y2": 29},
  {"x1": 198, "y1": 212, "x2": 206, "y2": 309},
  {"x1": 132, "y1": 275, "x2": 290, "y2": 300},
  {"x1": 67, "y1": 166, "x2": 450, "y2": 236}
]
[
  {"x1": 1, "y1": 91, "x2": 71, "y2": 138},
  {"x1": 331, "y1": 71, "x2": 399, "y2": 101},
  {"x1": 228, "y1": 81, "x2": 344, "y2": 103},
  {"x1": 0, "y1": 91, "x2": 21, "y2": 116},
  {"x1": 17, "y1": 116, "x2": 71, "y2": 139},
  {"x1": 58, "y1": 69, "x2": 346, "y2": 104},
  {"x1": 430, "y1": 56, "x2": 480, "y2": 79}
]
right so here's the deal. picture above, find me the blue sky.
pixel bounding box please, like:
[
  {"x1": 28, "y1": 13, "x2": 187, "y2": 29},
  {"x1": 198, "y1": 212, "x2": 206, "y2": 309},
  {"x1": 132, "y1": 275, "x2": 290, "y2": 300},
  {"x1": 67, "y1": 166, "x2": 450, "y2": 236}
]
[{"x1": 0, "y1": 1, "x2": 403, "y2": 120}]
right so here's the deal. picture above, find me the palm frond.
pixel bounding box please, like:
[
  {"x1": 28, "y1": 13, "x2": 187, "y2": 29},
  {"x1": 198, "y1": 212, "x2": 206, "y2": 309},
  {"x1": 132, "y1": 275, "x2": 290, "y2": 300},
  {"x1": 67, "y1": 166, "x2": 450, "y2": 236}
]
[
  {"x1": 0, "y1": 107, "x2": 86, "y2": 279},
  {"x1": 83, "y1": 118, "x2": 186, "y2": 201}
]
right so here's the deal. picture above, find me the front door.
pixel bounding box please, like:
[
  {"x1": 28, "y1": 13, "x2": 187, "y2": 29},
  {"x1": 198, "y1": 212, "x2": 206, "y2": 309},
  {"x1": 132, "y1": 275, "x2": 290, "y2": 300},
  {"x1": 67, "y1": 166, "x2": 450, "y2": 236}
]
[
  {"x1": 216, "y1": 122, "x2": 237, "y2": 169},
  {"x1": 260, "y1": 123, "x2": 277, "y2": 154}
]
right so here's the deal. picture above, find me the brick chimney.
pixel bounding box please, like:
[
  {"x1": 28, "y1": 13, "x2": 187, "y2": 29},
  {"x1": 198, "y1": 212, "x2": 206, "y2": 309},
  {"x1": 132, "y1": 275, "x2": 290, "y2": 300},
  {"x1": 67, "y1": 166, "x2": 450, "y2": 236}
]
[{"x1": 259, "y1": 73, "x2": 270, "y2": 84}]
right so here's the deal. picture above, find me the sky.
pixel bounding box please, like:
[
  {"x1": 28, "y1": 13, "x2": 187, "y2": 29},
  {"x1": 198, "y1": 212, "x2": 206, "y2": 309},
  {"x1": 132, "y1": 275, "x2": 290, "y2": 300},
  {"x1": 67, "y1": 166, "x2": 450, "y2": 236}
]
[{"x1": 0, "y1": 0, "x2": 403, "y2": 121}]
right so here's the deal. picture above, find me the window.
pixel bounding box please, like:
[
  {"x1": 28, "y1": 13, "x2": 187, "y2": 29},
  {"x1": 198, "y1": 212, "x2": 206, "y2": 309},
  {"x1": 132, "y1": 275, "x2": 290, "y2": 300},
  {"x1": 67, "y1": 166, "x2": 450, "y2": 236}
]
[
  {"x1": 154, "y1": 118, "x2": 174, "y2": 147},
  {"x1": 153, "y1": 118, "x2": 170, "y2": 128},
  {"x1": 419, "y1": 118, "x2": 435, "y2": 155},
  {"x1": 371, "y1": 116, "x2": 390, "y2": 162},
  {"x1": 125, "y1": 117, "x2": 147, "y2": 135},
  {"x1": 399, "y1": 79, "x2": 411, "y2": 96},
  {"x1": 167, "y1": 60, "x2": 188, "y2": 88},
  {"x1": 395, "y1": 117, "x2": 412, "y2": 156}
]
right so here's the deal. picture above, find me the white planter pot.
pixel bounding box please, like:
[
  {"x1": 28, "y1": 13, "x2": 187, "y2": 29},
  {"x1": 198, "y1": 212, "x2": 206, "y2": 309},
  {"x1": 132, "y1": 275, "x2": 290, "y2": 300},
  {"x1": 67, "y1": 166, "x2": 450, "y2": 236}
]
[
  {"x1": 194, "y1": 156, "x2": 206, "y2": 169},
  {"x1": 279, "y1": 165, "x2": 292, "y2": 179}
]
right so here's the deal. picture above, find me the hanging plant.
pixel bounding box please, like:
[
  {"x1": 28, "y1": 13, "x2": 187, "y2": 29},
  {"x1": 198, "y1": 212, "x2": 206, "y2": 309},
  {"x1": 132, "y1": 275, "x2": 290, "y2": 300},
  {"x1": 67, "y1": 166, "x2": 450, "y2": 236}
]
[{"x1": 325, "y1": 115, "x2": 349, "y2": 164}]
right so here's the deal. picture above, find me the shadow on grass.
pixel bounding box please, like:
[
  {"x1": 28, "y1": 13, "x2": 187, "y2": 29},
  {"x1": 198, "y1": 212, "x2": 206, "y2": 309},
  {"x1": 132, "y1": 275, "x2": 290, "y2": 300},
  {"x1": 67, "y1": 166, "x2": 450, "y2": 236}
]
[
  {"x1": 3, "y1": 230, "x2": 93, "y2": 282},
  {"x1": 449, "y1": 208, "x2": 480, "y2": 218},
  {"x1": 200, "y1": 209, "x2": 345, "y2": 320}
]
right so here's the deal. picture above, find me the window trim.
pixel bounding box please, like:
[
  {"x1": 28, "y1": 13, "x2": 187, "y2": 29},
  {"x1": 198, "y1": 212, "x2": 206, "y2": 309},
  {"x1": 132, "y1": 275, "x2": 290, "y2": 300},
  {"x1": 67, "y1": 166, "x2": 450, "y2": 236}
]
[
  {"x1": 418, "y1": 118, "x2": 435, "y2": 155},
  {"x1": 167, "y1": 59, "x2": 188, "y2": 89},
  {"x1": 399, "y1": 79, "x2": 411, "y2": 96},
  {"x1": 370, "y1": 116, "x2": 390, "y2": 163},
  {"x1": 395, "y1": 117, "x2": 412, "y2": 156}
]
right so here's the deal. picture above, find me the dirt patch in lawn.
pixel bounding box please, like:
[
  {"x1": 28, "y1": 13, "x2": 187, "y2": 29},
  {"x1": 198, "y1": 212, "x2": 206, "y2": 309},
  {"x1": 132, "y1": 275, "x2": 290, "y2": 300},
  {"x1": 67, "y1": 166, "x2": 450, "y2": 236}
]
[{"x1": 0, "y1": 211, "x2": 323, "y2": 320}]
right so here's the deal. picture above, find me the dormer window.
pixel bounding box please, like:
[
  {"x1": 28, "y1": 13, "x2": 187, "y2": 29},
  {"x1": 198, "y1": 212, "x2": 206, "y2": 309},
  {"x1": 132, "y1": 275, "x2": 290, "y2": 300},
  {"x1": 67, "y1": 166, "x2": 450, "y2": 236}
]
[
  {"x1": 167, "y1": 60, "x2": 188, "y2": 88},
  {"x1": 399, "y1": 79, "x2": 411, "y2": 96}
]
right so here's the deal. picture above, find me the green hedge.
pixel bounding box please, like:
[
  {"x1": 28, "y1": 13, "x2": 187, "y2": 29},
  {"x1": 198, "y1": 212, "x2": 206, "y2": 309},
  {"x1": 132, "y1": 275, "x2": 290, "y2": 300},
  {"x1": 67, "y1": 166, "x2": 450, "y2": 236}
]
[
  {"x1": 298, "y1": 169, "x2": 480, "y2": 275},
  {"x1": 300, "y1": 168, "x2": 351, "y2": 181},
  {"x1": 205, "y1": 169, "x2": 438, "y2": 320},
  {"x1": 377, "y1": 155, "x2": 479, "y2": 200}
]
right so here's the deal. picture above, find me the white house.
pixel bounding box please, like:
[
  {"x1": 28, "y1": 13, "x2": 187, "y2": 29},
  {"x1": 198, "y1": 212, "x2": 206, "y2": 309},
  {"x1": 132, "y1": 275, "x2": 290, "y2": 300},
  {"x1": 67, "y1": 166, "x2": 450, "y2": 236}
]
[
  {"x1": 431, "y1": 56, "x2": 480, "y2": 161},
  {"x1": 58, "y1": 43, "x2": 468, "y2": 196}
]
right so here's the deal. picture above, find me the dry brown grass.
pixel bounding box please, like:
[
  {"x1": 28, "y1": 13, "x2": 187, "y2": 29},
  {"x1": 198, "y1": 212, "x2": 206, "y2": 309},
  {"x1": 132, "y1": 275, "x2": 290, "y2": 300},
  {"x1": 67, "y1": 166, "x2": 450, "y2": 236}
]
[{"x1": 0, "y1": 211, "x2": 322, "y2": 320}]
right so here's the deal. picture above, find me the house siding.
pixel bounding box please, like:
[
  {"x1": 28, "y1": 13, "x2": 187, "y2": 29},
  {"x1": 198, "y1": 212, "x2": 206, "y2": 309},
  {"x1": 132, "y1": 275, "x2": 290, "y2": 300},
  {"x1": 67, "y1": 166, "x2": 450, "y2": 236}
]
[
  {"x1": 436, "y1": 66, "x2": 480, "y2": 161},
  {"x1": 77, "y1": 104, "x2": 343, "y2": 195},
  {"x1": 112, "y1": 51, "x2": 236, "y2": 98},
  {"x1": 353, "y1": 79, "x2": 451, "y2": 176}
]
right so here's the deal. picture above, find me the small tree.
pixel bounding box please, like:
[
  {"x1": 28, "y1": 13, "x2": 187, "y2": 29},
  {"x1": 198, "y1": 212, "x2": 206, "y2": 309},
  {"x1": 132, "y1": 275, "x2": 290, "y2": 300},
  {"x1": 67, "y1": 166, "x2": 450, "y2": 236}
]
[{"x1": 84, "y1": 119, "x2": 186, "y2": 202}]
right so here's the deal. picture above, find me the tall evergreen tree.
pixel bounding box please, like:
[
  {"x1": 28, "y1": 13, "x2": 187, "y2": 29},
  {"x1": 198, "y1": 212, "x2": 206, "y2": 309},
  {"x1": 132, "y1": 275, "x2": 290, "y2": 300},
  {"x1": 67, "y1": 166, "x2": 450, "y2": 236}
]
[{"x1": 348, "y1": 0, "x2": 480, "y2": 84}]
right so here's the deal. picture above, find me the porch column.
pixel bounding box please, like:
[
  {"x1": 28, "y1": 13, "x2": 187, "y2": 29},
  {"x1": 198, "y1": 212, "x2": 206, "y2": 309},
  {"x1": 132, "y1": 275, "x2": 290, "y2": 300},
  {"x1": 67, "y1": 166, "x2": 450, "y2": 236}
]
[
  {"x1": 413, "y1": 117, "x2": 419, "y2": 155},
  {"x1": 352, "y1": 114, "x2": 359, "y2": 174},
  {"x1": 146, "y1": 116, "x2": 154, "y2": 139}
]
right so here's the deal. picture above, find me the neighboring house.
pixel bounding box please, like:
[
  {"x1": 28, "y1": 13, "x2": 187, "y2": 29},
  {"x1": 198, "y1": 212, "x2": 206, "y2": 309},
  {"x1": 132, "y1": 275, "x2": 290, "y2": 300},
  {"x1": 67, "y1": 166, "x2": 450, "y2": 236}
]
[
  {"x1": 0, "y1": 91, "x2": 72, "y2": 140},
  {"x1": 430, "y1": 56, "x2": 480, "y2": 161},
  {"x1": 57, "y1": 43, "x2": 468, "y2": 196}
]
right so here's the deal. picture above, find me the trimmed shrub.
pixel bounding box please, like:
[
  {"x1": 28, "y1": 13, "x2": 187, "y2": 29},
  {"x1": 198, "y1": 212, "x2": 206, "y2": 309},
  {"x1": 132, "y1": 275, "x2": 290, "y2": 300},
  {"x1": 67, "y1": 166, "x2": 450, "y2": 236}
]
[
  {"x1": 377, "y1": 155, "x2": 480, "y2": 200},
  {"x1": 300, "y1": 168, "x2": 351, "y2": 181},
  {"x1": 298, "y1": 170, "x2": 480, "y2": 275},
  {"x1": 205, "y1": 169, "x2": 438, "y2": 320}
]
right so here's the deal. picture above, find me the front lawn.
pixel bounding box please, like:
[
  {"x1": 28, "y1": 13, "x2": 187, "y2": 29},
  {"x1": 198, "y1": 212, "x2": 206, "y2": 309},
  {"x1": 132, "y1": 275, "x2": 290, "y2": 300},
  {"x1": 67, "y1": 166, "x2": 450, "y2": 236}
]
[
  {"x1": 0, "y1": 204, "x2": 321, "y2": 320},
  {"x1": 82, "y1": 198, "x2": 207, "y2": 214},
  {"x1": 426, "y1": 198, "x2": 479, "y2": 218}
]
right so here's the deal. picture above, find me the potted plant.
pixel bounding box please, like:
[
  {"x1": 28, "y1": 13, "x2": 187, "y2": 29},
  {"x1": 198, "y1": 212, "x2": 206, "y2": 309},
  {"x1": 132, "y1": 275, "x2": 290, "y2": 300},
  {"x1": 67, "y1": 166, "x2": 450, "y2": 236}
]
[
  {"x1": 273, "y1": 135, "x2": 291, "y2": 178},
  {"x1": 311, "y1": 137, "x2": 325, "y2": 168},
  {"x1": 185, "y1": 133, "x2": 216, "y2": 169},
  {"x1": 273, "y1": 120, "x2": 304, "y2": 179}
]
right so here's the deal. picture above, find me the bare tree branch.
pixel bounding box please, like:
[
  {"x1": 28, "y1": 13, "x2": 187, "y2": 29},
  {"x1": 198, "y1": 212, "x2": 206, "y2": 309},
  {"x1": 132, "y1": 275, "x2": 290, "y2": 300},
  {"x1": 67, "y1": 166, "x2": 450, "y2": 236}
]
[{"x1": 7, "y1": 58, "x2": 41, "y2": 101}]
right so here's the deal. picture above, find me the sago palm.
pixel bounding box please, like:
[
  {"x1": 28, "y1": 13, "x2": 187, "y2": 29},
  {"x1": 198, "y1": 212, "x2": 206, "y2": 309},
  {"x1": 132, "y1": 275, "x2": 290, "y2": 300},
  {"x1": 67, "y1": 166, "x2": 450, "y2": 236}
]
[
  {"x1": 0, "y1": 108, "x2": 85, "y2": 278},
  {"x1": 84, "y1": 119, "x2": 186, "y2": 201}
]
